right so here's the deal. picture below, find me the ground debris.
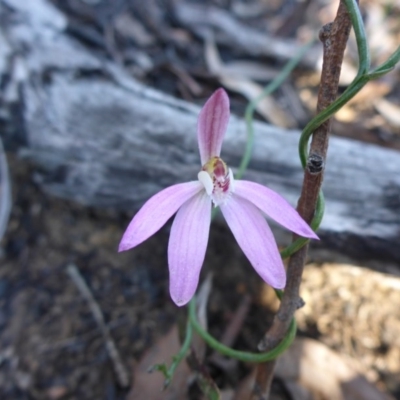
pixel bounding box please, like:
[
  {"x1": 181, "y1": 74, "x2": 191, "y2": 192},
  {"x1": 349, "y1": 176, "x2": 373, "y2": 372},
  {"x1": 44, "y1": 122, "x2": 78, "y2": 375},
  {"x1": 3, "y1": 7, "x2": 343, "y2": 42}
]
[{"x1": 297, "y1": 263, "x2": 400, "y2": 395}]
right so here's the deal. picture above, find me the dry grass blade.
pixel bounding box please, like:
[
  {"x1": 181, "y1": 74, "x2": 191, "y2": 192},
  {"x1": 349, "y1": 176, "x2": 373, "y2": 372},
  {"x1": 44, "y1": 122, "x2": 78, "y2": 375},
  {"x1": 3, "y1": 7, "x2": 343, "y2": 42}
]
[{"x1": 66, "y1": 264, "x2": 130, "y2": 388}]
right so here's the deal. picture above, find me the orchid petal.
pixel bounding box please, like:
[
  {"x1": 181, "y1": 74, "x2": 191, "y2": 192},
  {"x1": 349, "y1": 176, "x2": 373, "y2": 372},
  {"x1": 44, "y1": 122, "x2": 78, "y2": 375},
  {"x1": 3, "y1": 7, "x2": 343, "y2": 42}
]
[
  {"x1": 220, "y1": 196, "x2": 286, "y2": 289},
  {"x1": 197, "y1": 88, "x2": 230, "y2": 165},
  {"x1": 119, "y1": 182, "x2": 203, "y2": 251},
  {"x1": 168, "y1": 191, "x2": 212, "y2": 306},
  {"x1": 234, "y1": 180, "x2": 318, "y2": 239},
  {"x1": 198, "y1": 171, "x2": 213, "y2": 196}
]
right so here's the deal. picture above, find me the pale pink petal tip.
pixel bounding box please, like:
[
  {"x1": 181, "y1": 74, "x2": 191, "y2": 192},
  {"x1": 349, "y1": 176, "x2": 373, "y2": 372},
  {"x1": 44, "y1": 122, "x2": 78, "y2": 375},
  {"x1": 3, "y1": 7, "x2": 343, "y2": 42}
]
[
  {"x1": 118, "y1": 182, "x2": 203, "y2": 252},
  {"x1": 197, "y1": 88, "x2": 230, "y2": 165},
  {"x1": 168, "y1": 192, "x2": 212, "y2": 306},
  {"x1": 234, "y1": 181, "x2": 319, "y2": 240}
]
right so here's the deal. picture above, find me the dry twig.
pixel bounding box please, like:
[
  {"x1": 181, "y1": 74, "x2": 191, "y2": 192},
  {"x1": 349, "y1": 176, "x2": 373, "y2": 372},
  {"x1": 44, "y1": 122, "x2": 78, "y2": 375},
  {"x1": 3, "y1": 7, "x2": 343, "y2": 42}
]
[
  {"x1": 251, "y1": 1, "x2": 354, "y2": 398},
  {"x1": 66, "y1": 264, "x2": 130, "y2": 388}
]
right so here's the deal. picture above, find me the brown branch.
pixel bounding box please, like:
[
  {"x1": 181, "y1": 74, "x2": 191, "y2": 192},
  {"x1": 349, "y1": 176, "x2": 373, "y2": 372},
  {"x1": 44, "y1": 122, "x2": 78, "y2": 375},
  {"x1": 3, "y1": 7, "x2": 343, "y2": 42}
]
[{"x1": 250, "y1": 1, "x2": 354, "y2": 398}]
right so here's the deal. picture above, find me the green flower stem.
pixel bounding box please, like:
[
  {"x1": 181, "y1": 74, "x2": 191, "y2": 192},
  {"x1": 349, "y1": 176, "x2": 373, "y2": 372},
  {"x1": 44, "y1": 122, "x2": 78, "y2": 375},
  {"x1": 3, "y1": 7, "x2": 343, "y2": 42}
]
[
  {"x1": 153, "y1": 321, "x2": 193, "y2": 387},
  {"x1": 188, "y1": 297, "x2": 296, "y2": 363},
  {"x1": 171, "y1": 321, "x2": 193, "y2": 375},
  {"x1": 344, "y1": 0, "x2": 370, "y2": 75},
  {"x1": 371, "y1": 45, "x2": 400, "y2": 75}
]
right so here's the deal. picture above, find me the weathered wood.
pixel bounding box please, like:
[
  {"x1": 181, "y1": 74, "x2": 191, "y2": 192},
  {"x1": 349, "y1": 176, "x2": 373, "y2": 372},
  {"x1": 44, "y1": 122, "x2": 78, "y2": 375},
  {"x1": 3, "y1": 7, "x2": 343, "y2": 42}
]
[
  {"x1": 1, "y1": 0, "x2": 400, "y2": 268},
  {"x1": 173, "y1": 2, "x2": 321, "y2": 68}
]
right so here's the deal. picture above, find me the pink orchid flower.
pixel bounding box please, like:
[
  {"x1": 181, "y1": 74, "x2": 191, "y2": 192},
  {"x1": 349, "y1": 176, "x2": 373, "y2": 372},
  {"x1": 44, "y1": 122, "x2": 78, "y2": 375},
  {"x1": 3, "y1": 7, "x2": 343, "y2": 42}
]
[{"x1": 119, "y1": 88, "x2": 318, "y2": 306}]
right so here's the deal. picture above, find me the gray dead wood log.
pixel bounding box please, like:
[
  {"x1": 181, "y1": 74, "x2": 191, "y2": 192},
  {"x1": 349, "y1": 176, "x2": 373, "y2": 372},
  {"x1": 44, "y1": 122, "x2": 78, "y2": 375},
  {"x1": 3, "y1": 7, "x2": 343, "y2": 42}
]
[{"x1": 1, "y1": 0, "x2": 400, "y2": 270}]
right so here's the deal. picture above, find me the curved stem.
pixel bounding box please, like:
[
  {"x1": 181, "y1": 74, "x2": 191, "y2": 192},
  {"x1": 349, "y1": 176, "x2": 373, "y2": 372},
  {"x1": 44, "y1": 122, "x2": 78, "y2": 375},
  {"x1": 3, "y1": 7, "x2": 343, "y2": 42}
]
[
  {"x1": 189, "y1": 298, "x2": 296, "y2": 363},
  {"x1": 371, "y1": 45, "x2": 400, "y2": 75},
  {"x1": 344, "y1": 0, "x2": 370, "y2": 75},
  {"x1": 298, "y1": 75, "x2": 368, "y2": 167}
]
